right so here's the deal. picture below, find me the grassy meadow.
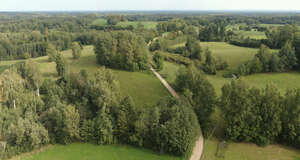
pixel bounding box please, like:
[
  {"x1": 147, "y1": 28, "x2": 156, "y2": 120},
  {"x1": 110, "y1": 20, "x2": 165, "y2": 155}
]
[
  {"x1": 0, "y1": 46, "x2": 170, "y2": 107},
  {"x1": 13, "y1": 144, "x2": 181, "y2": 160},
  {"x1": 172, "y1": 42, "x2": 278, "y2": 69},
  {"x1": 117, "y1": 21, "x2": 158, "y2": 29},
  {"x1": 233, "y1": 30, "x2": 267, "y2": 39},
  {"x1": 91, "y1": 18, "x2": 158, "y2": 29},
  {"x1": 202, "y1": 138, "x2": 300, "y2": 160}
]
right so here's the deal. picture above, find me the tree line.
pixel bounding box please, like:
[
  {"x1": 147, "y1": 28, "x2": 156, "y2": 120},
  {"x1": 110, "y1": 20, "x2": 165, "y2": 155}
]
[
  {"x1": 174, "y1": 66, "x2": 300, "y2": 148},
  {"x1": 0, "y1": 58, "x2": 200, "y2": 159}
]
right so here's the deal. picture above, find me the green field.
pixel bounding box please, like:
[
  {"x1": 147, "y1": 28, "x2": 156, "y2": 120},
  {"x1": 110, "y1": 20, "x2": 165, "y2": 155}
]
[
  {"x1": 13, "y1": 144, "x2": 181, "y2": 160},
  {"x1": 202, "y1": 138, "x2": 300, "y2": 160},
  {"x1": 172, "y1": 42, "x2": 275, "y2": 69},
  {"x1": 91, "y1": 18, "x2": 108, "y2": 26},
  {"x1": 91, "y1": 18, "x2": 157, "y2": 29},
  {"x1": 234, "y1": 30, "x2": 267, "y2": 39},
  {"x1": 207, "y1": 71, "x2": 300, "y2": 95},
  {"x1": 117, "y1": 21, "x2": 158, "y2": 29},
  {"x1": 0, "y1": 46, "x2": 170, "y2": 107}
]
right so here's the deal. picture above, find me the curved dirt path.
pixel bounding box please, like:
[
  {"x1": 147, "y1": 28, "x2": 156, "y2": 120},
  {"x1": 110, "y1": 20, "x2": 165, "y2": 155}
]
[
  {"x1": 189, "y1": 131, "x2": 204, "y2": 160},
  {"x1": 150, "y1": 67, "x2": 179, "y2": 98},
  {"x1": 150, "y1": 67, "x2": 203, "y2": 160}
]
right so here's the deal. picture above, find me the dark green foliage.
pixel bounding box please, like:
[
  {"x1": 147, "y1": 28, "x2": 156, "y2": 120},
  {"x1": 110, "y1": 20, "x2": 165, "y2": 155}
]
[
  {"x1": 149, "y1": 39, "x2": 162, "y2": 51},
  {"x1": 203, "y1": 48, "x2": 217, "y2": 75},
  {"x1": 199, "y1": 20, "x2": 227, "y2": 42},
  {"x1": 221, "y1": 80, "x2": 283, "y2": 146},
  {"x1": 278, "y1": 41, "x2": 298, "y2": 70},
  {"x1": 115, "y1": 97, "x2": 136, "y2": 144},
  {"x1": 71, "y1": 42, "x2": 82, "y2": 59},
  {"x1": 265, "y1": 25, "x2": 298, "y2": 49},
  {"x1": 153, "y1": 52, "x2": 164, "y2": 71},
  {"x1": 256, "y1": 44, "x2": 272, "y2": 72},
  {"x1": 270, "y1": 54, "x2": 282, "y2": 72},
  {"x1": 5, "y1": 117, "x2": 49, "y2": 154},
  {"x1": 55, "y1": 54, "x2": 68, "y2": 77},
  {"x1": 94, "y1": 31, "x2": 149, "y2": 71},
  {"x1": 41, "y1": 104, "x2": 80, "y2": 144},
  {"x1": 175, "y1": 66, "x2": 216, "y2": 137},
  {"x1": 94, "y1": 106, "x2": 115, "y2": 145},
  {"x1": 107, "y1": 16, "x2": 122, "y2": 25},
  {"x1": 16, "y1": 60, "x2": 43, "y2": 96},
  {"x1": 235, "y1": 44, "x2": 298, "y2": 77},
  {"x1": 47, "y1": 43, "x2": 58, "y2": 62},
  {"x1": 156, "y1": 20, "x2": 186, "y2": 34},
  {"x1": 129, "y1": 98, "x2": 200, "y2": 156},
  {"x1": 280, "y1": 89, "x2": 300, "y2": 148},
  {"x1": 184, "y1": 36, "x2": 202, "y2": 60}
]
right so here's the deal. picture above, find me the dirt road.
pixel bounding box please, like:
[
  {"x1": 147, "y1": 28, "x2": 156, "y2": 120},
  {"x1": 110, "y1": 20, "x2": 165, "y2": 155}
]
[
  {"x1": 150, "y1": 67, "x2": 179, "y2": 98},
  {"x1": 150, "y1": 66, "x2": 203, "y2": 160}
]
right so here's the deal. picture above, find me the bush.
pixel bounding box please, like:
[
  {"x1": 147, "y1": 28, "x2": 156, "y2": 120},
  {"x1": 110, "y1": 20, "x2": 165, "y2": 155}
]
[{"x1": 153, "y1": 52, "x2": 164, "y2": 71}]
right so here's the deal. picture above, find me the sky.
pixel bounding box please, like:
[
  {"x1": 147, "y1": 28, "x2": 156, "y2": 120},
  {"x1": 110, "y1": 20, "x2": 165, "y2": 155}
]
[{"x1": 0, "y1": 0, "x2": 300, "y2": 11}]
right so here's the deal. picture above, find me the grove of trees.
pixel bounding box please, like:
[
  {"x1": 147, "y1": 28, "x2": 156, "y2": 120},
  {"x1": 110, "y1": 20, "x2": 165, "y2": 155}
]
[{"x1": 94, "y1": 31, "x2": 149, "y2": 71}]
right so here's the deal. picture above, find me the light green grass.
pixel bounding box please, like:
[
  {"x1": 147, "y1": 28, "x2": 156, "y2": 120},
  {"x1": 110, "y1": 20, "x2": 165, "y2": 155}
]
[
  {"x1": 158, "y1": 62, "x2": 183, "y2": 85},
  {"x1": 91, "y1": 18, "x2": 108, "y2": 26},
  {"x1": 234, "y1": 30, "x2": 267, "y2": 39},
  {"x1": 91, "y1": 19, "x2": 157, "y2": 29},
  {"x1": 17, "y1": 143, "x2": 181, "y2": 160},
  {"x1": 207, "y1": 71, "x2": 300, "y2": 95},
  {"x1": 202, "y1": 138, "x2": 300, "y2": 160},
  {"x1": 172, "y1": 42, "x2": 277, "y2": 69},
  {"x1": 259, "y1": 24, "x2": 285, "y2": 28},
  {"x1": 117, "y1": 21, "x2": 158, "y2": 29},
  {"x1": 0, "y1": 46, "x2": 170, "y2": 107}
]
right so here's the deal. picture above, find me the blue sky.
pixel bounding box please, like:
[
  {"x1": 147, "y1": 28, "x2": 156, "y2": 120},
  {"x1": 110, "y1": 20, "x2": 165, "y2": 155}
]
[{"x1": 0, "y1": 0, "x2": 300, "y2": 11}]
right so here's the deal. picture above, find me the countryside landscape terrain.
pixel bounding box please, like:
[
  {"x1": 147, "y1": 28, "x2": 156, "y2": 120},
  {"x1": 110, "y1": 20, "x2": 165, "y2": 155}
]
[{"x1": 0, "y1": 9, "x2": 299, "y2": 160}]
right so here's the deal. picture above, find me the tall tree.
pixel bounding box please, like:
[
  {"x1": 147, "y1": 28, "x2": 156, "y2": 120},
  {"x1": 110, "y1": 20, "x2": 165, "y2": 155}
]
[
  {"x1": 55, "y1": 54, "x2": 68, "y2": 77},
  {"x1": 278, "y1": 41, "x2": 298, "y2": 70},
  {"x1": 153, "y1": 52, "x2": 164, "y2": 71},
  {"x1": 72, "y1": 42, "x2": 82, "y2": 59},
  {"x1": 175, "y1": 66, "x2": 216, "y2": 137},
  {"x1": 47, "y1": 43, "x2": 57, "y2": 62}
]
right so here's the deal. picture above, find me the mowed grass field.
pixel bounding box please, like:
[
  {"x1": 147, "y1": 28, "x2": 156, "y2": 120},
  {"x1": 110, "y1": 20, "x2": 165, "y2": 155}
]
[
  {"x1": 13, "y1": 144, "x2": 181, "y2": 160},
  {"x1": 0, "y1": 46, "x2": 170, "y2": 107}
]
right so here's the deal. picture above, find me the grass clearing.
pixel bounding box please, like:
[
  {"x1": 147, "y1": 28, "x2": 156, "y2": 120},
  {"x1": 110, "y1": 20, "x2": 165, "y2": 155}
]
[
  {"x1": 202, "y1": 138, "x2": 300, "y2": 160},
  {"x1": 172, "y1": 42, "x2": 277, "y2": 69},
  {"x1": 91, "y1": 18, "x2": 157, "y2": 29},
  {"x1": 117, "y1": 21, "x2": 158, "y2": 29},
  {"x1": 16, "y1": 143, "x2": 181, "y2": 160},
  {"x1": 234, "y1": 30, "x2": 267, "y2": 39},
  {"x1": 91, "y1": 18, "x2": 108, "y2": 26},
  {"x1": 0, "y1": 46, "x2": 170, "y2": 107},
  {"x1": 207, "y1": 71, "x2": 300, "y2": 95}
]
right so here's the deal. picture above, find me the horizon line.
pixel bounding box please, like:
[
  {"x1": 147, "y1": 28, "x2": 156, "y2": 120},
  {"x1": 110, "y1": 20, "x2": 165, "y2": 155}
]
[{"x1": 0, "y1": 9, "x2": 300, "y2": 13}]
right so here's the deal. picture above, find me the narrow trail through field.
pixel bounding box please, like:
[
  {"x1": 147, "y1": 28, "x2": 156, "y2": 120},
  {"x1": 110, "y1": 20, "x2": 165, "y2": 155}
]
[
  {"x1": 150, "y1": 66, "x2": 203, "y2": 160},
  {"x1": 150, "y1": 67, "x2": 179, "y2": 98}
]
